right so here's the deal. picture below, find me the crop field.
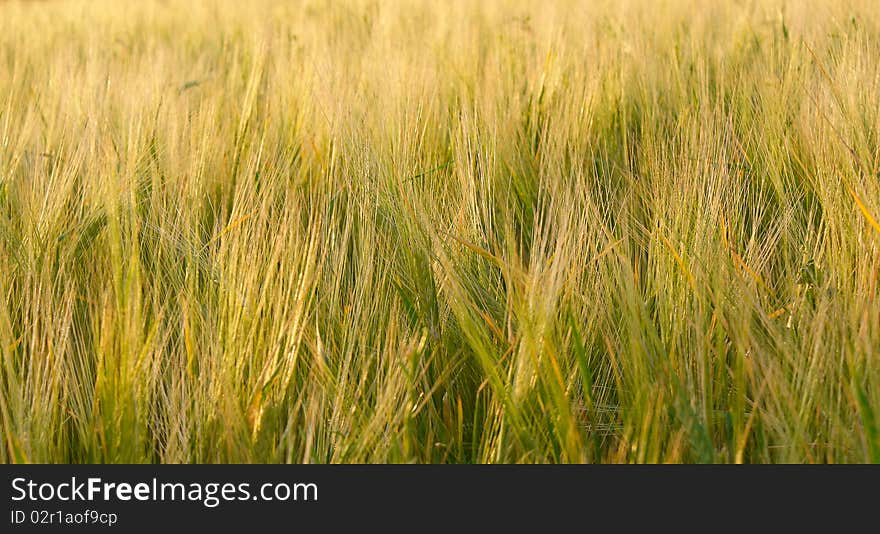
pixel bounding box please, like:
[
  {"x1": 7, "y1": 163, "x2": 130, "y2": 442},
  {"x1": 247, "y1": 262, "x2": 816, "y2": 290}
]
[{"x1": 0, "y1": 0, "x2": 878, "y2": 463}]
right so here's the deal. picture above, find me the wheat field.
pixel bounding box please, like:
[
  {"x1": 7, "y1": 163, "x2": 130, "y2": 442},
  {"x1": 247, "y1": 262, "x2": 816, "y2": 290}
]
[{"x1": 0, "y1": 0, "x2": 878, "y2": 463}]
